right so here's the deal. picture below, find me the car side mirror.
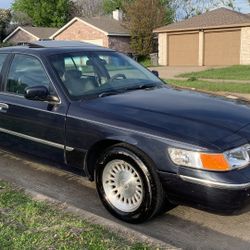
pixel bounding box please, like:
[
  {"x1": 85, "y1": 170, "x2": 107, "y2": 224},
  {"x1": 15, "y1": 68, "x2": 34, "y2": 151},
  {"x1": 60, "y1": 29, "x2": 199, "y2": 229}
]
[
  {"x1": 24, "y1": 86, "x2": 59, "y2": 103},
  {"x1": 151, "y1": 70, "x2": 159, "y2": 77}
]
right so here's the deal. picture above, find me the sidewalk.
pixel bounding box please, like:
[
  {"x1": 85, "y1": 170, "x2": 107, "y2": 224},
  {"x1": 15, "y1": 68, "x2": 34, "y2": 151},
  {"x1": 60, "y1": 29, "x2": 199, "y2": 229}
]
[
  {"x1": 149, "y1": 66, "x2": 212, "y2": 79},
  {"x1": 149, "y1": 66, "x2": 250, "y2": 102},
  {"x1": 149, "y1": 66, "x2": 250, "y2": 84}
]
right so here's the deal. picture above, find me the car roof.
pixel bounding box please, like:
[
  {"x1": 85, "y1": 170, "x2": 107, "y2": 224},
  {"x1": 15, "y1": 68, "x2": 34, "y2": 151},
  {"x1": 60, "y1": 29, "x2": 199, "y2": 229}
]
[{"x1": 0, "y1": 40, "x2": 114, "y2": 55}]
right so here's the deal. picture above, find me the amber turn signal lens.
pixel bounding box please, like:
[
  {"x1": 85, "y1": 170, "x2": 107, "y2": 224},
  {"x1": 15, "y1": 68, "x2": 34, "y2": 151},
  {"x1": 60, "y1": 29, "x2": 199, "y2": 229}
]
[{"x1": 200, "y1": 153, "x2": 230, "y2": 171}]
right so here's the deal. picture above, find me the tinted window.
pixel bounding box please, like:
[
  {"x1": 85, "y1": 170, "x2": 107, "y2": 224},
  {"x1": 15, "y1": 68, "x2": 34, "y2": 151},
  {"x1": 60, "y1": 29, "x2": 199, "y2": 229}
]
[
  {"x1": 6, "y1": 54, "x2": 51, "y2": 95},
  {"x1": 50, "y1": 51, "x2": 162, "y2": 99},
  {"x1": 0, "y1": 53, "x2": 8, "y2": 72},
  {"x1": 64, "y1": 55, "x2": 95, "y2": 77}
]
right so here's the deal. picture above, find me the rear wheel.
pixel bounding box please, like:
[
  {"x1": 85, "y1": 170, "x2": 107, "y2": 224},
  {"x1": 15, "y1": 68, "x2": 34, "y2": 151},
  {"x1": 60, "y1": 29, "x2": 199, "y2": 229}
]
[{"x1": 95, "y1": 144, "x2": 172, "y2": 223}]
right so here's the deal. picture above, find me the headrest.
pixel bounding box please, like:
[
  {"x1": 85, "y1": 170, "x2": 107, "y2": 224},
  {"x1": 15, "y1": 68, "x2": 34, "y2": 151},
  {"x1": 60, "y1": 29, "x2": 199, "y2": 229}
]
[
  {"x1": 65, "y1": 70, "x2": 81, "y2": 81},
  {"x1": 86, "y1": 60, "x2": 92, "y2": 66}
]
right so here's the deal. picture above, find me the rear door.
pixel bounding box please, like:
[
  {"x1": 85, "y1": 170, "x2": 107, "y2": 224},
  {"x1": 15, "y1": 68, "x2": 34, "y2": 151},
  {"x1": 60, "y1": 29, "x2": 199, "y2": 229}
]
[{"x1": 0, "y1": 53, "x2": 68, "y2": 162}]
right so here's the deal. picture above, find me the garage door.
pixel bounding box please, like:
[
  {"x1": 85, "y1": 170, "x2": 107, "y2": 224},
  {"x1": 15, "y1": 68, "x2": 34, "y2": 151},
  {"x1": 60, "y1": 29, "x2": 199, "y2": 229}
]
[
  {"x1": 204, "y1": 30, "x2": 240, "y2": 66},
  {"x1": 168, "y1": 33, "x2": 199, "y2": 66}
]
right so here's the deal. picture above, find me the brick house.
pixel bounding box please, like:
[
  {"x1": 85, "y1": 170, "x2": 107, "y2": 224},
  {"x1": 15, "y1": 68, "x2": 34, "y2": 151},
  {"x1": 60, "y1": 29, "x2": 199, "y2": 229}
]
[
  {"x1": 154, "y1": 8, "x2": 250, "y2": 66},
  {"x1": 50, "y1": 10, "x2": 131, "y2": 53},
  {"x1": 3, "y1": 26, "x2": 58, "y2": 44}
]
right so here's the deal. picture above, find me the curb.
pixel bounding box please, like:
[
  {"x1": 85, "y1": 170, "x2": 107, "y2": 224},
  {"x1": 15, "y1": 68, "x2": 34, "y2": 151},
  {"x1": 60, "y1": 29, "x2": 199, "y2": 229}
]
[
  {"x1": 166, "y1": 77, "x2": 250, "y2": 84},
  {"x1": 167, "y1": 84, "x2": 250, "y2": 102},
  {"x1": 24, "y1": 189, "x2": 178, "y2": 250}
]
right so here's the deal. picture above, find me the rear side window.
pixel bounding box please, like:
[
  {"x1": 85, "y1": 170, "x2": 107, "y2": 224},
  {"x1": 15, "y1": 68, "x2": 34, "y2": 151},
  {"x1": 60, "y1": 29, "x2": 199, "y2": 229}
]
[{"x1": 0, "y1": 53, "x2": 8, "y2": 72}]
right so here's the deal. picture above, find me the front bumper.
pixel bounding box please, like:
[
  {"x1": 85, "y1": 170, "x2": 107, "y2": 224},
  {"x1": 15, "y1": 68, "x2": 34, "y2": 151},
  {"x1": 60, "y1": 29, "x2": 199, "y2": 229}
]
[{"x1": 159, "y1": 168, "x2": 250, "y2": 212}]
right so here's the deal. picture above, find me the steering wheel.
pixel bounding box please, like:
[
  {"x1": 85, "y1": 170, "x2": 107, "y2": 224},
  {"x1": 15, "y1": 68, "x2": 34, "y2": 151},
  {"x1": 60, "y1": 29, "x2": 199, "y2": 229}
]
[{"x1": 110, "y1": 73, "x2": 126, "y2": 82}]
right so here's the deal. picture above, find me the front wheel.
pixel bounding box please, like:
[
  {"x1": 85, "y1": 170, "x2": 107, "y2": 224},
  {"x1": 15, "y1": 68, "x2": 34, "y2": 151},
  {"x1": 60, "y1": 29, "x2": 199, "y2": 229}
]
[{"x1": 95, "y1": 144, "x2": 170, "y2": 223}]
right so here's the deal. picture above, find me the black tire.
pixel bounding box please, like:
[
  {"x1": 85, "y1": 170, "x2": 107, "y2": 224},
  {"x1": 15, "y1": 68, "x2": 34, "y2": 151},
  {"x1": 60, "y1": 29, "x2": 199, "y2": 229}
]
[{"x1": 95, "y1": 143, "x2": 172, "y2": 223}]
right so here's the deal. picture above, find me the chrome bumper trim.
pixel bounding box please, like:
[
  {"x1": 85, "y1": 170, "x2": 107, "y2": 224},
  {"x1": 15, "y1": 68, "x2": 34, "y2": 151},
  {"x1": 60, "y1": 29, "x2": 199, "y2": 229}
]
[
  {"x1": 0, "y1": 127, "x2": 73, "y2": 151},
  {"x1": 180, "y1": 175, "x2": 250, "y2": 190}
]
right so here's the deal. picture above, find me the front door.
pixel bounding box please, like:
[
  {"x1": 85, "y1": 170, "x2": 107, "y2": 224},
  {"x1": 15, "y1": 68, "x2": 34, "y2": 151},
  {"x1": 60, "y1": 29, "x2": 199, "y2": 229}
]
[{"x1": 0, "y1": 53, "x2": 67, "y2": 162}]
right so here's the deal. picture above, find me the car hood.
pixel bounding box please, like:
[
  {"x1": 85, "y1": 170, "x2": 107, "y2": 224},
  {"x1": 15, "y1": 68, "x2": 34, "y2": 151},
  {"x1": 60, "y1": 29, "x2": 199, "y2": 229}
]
[{"x1": 79, "y1": 87, "x2": 250, "y2": 150}]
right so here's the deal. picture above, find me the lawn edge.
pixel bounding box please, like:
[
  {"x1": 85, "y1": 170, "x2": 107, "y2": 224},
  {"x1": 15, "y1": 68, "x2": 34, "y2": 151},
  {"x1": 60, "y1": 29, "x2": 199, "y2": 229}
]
[
  {"x1": 165, "y1": 81, "x2": 250, "y2": 102},
  {"x1": 173, "y1": 77, "x2": 250, "y2": 84},
  {"x1": 22, "y1": 188, "x2": 178, "y2": 250}
]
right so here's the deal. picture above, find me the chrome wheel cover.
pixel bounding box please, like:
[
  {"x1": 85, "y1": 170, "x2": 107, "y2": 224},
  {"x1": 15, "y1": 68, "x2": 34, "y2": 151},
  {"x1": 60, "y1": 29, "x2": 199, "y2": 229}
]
[{"x1": 102, "y1": 160, "x2": 144, "y2": 213}]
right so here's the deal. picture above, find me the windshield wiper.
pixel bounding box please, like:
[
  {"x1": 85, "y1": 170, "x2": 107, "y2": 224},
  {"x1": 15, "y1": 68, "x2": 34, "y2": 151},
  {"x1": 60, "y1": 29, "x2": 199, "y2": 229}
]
[
  {"x1": 98, "y1": 90, "x2": 122, "y2": 98},
  {"x1": 98, "y1": 83, "x2": 159, "y2": 98},
  {"x1": 125, "y1": 83, "x2": 158, "y2": 91}
]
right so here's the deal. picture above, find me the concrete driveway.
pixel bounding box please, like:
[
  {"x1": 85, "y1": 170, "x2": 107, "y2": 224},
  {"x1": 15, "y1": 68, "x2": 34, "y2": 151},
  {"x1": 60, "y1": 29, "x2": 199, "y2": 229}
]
[
  {"x1": 0, "y1": 148, "x2": 250, "y2": 250},
  {"x1": 149, "y1": 66, "x2": 213, "y2": 79}
]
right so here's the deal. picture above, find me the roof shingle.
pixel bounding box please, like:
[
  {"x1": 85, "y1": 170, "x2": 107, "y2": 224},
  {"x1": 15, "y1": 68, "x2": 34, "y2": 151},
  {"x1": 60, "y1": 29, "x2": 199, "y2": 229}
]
[
  {"x1": 79, "y1": 16, "x2": 129, "y2": 36},
  {"x1": 22, "y1": 26, "x2": 58, "y2": 39},
  {"x1": 155, "y1": 8, "x2": 250, "y2": 32}
]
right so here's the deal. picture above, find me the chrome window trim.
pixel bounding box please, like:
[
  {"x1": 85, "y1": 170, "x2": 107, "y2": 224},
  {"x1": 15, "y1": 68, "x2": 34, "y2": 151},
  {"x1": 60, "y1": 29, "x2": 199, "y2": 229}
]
[
  {"x1": 0, "y1": 53, "x2": 8, "y2": 73},
  {"x1": 0, "y1": 127, "x2": 73, "y2": 151},
  {"x1": 180, "y1": 175, "x2": 250, "y2": 190}
]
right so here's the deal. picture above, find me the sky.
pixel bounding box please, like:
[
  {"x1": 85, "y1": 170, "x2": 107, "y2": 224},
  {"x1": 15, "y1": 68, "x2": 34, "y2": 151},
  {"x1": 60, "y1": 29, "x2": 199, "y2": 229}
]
[
  {"x1": 236, "y1": 0, "x2": 250, "y2": 12},
  {"x1": 0, "y1": 0, "x2": 250, "y2": 13},
  {"x1": 0, "y1": 0, "x2": 13, "y2": 9}
]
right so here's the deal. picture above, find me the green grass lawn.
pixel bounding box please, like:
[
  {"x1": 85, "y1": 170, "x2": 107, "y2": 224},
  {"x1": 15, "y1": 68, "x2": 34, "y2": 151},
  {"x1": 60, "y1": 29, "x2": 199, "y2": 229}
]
[
  {"x1": 166, "y1": 79, "x2": 250, "y2": 94},
  {"x1": 0, "y1": 180, "x2": 149, "y2": 250},
  {"x1": 178, "y1": 65, "x2": 250, "y2": 80}
]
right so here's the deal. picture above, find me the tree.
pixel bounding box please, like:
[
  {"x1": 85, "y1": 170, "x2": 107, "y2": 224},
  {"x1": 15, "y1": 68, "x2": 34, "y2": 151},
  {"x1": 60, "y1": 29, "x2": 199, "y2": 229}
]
[
  {"x1": 124, "y1": 0, "x2": 172, "y2": 56},
  {"x1": 11, "y1": 11, "x2": 33, "y2": 26},
  {"x1": 161, "y1": 0, "x2": 175, "y2": 24},
  {"x1": 0, "y1": 9, "x2": 11, "y2": 41},
  {"x1": 224, "y1": 0, "x2": 237, "y2": 10},
  {"x1": 71, "y1": 0, "x2": 103, "y2": 17},
  {"x1": 103, "y1": 0, "x2": 173, "y2": 23},
  {"x1": 171, "y1": 0, "x2": 237, "y2": 20},
  {"x1": 103, "y1": 0, "x2": 125, "y2": 14},
  {"x1": 12, "y1": 0, "x2": 72, "y2": 27}
]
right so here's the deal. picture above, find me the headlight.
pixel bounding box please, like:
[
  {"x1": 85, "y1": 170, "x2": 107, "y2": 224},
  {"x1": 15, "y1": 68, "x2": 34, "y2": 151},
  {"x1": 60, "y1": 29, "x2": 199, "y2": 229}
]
[
  {"x1": 224, "y1": 145, "x2": 250, "y2": 169},
  {"x1": 168, "y1": 144, "x2": 250, "y2": 171}
]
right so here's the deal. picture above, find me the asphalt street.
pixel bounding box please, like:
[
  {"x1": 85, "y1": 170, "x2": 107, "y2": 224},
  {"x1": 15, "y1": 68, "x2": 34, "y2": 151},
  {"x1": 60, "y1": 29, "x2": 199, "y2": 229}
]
[{"x1": 0, "y1": 149, "x2": 250, "y2": 249}]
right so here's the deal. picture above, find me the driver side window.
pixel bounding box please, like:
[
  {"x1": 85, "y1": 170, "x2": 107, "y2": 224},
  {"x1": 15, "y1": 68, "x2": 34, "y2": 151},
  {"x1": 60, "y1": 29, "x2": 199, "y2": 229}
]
[{"x1": 6, "y1": 54, "x2": 51, "y2": 96}]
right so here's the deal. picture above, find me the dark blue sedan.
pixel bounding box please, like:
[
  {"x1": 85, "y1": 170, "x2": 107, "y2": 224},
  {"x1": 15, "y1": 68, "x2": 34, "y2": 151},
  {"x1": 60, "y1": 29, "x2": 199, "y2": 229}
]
[{"x1": 0, "y1": 41, "x2": 249, "y2": 223}]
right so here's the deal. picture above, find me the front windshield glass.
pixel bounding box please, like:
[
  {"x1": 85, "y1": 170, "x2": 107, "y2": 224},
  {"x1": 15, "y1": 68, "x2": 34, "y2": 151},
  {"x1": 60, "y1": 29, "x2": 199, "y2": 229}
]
[{"x1": 50, "y1": 51, "x2": 163, "y2": 99}]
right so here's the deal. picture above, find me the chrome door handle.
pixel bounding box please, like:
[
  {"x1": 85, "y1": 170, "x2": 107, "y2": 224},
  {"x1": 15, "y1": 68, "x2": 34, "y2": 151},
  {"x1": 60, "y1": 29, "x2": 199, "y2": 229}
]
[{"x1": 0, "y1": 103, "x2": 9, "y2": 113}]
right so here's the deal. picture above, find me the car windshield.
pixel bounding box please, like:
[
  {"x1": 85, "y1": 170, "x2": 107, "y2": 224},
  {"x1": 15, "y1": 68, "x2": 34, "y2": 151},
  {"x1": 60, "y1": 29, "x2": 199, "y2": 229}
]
[{"x1": 50, "y1": 51, "x2": 163, "y2": 99}]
